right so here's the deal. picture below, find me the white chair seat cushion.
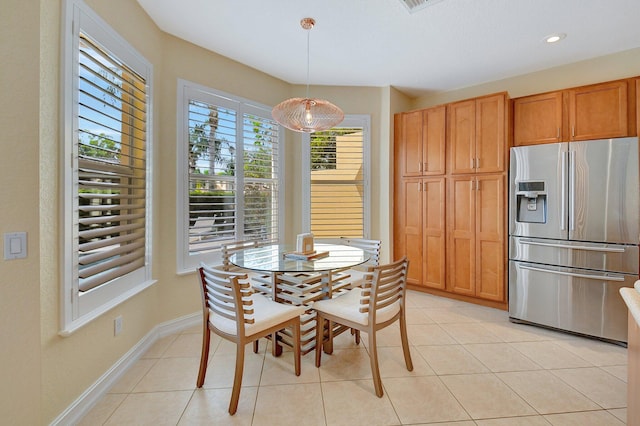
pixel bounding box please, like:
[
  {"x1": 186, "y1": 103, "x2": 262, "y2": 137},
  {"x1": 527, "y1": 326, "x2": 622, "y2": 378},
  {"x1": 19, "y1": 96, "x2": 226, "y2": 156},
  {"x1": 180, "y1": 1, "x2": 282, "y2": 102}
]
[
  {"x1": 210, "y1": 293, "x2": 305, "y2": 337},
  {"x1": 313, "y1": 289, "x2": 400, "y2": 326}
]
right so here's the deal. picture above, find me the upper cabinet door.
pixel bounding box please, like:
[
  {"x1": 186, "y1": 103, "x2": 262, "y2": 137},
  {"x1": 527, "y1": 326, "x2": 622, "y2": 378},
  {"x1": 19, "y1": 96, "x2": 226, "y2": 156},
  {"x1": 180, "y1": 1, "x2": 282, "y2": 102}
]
[
  {"x1": 449, "y1": 94, "x2": 507, "y2": 174},
  {"x1": 448, "y1": 99, "x2": 476, "y2": 174},
  {"x1": 475, "y1": 93, "x2": 506, "y2": 173},
  {"x1": 395, "y1": 106, "x2": 446, "y2": 177},
  {"x1": 399, "y1": 110, "x2": 423, "y2": 176},
  {"x1": 569, "y1": 81, "x2": 629, "y2": 141},
  {"x1": 513, "y1": 91, "x2": 564, "y2": 146},
  {"x1": 423, "y1": 106, "x2": 446, "y2": 175}
]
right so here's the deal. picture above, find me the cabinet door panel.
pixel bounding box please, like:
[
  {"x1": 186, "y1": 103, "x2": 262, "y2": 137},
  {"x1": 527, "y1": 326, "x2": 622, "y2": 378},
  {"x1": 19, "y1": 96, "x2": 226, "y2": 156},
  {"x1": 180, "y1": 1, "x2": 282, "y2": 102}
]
[
  {"x1": 448, "y1": 177, "x2": 475, "y2": 295},
  {"x1": 401, "y1": 111, "x2": 423, "y2": 176},
  {"x1": 476, "y1": 175, "x2": 505, "y2": 301},
  {"x1": 476, "y1": 94, "x2": 506, "y2": 172},
  {"x1": 424, "y1": 106, "x2": 446, "y2": 175},
  {"x1": 513, "y1": 92, "x2": 563, "y2": 146},
  {"x1": 401, "y1": 179, "x2": 423, "y2": 286},
  {"x1": 424, "y1": 178, "x2": 446, "y2": 290},
  {"x1": 448, "y1": 100, "x2": 475, "y2": 174},
  {"x1": 570, "y1": 81, "x2": 628, "y2": 141}
]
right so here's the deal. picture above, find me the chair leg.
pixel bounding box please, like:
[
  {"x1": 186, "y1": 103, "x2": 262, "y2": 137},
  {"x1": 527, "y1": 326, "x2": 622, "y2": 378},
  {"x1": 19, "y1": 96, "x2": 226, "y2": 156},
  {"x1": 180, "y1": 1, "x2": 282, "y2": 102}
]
[
  {"x1": 368, "y1": 330, "x2": 384, "y2": 397},
  {"x1": 196, "y1": 327, "x2": 211, "y2": 388},
  {"x1": 253, "y1": 340, "x2": 259, "y2": 354},
  {"x1": 228, "y1": 343, "x2": 245, "y2": 415},
  {"x1": 399, "y1": 311, "x2": 414, "y2": 371},
  {"x1": 315, "y1": 314, "x2": 324, "y2": 368},
  {"x1": 292, "y1": 319, "x2": 301, "y2": 376},
  {"x1": 271, "y1": 331, "x2": 283, "y2": 357},
  {"x1": 324, "y1": 319, "x2": 334, "y2": 354},
  {"x1": 350, "y1": 328, "x2": 361, "y2": 345}
]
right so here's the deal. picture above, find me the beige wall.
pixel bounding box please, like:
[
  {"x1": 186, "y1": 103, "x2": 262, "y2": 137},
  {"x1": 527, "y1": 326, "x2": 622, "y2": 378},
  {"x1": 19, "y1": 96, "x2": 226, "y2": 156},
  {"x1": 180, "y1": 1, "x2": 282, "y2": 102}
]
[
  {"x1": 412, "y1": 46, "x2": 640, "y2": 108},
  {"x1": 0, "y1": 0, "x2": 43, "y2": 424},
  {"x1": 1, "y1": 0, "x2": 638, "y2": 424}
]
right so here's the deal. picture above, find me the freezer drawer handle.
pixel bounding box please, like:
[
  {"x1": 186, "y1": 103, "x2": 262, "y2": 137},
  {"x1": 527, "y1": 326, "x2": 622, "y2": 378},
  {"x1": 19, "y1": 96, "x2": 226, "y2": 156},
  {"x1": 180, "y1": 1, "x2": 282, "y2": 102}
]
[
  {"x1": 518, "y1": 264, "x2": 625, "y2": 281},
  {"x1": 519, "y1": 239, "x2": 626, "y2": 253}
]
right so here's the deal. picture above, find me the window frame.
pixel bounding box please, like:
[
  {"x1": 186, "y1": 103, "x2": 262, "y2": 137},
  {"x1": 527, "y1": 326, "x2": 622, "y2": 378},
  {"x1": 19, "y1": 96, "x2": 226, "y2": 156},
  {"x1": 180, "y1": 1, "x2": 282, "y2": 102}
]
[
  {"x1": 60, "y1": 0, "x2": 155, "y2": 335},
  {"x1": 301, "y1": 115, "x2": 371, "y2": 241},
  {"x1": 176, "y1": 79, "x2": 285, "y2": 274}
]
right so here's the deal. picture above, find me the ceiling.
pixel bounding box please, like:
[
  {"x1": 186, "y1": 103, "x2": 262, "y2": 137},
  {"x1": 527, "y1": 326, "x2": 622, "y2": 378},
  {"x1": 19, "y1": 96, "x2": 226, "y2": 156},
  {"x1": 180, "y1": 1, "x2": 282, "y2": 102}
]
[{"x1": 135, "y1": 0, "x2": 640, "y2": 98}]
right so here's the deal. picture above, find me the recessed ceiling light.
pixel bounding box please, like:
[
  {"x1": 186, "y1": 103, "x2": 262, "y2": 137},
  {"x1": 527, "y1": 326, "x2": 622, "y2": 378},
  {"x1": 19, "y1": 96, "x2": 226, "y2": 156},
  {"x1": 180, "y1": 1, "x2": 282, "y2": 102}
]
[{"x1": 544, "y1": 33, "x2": 566, "y2": 43}]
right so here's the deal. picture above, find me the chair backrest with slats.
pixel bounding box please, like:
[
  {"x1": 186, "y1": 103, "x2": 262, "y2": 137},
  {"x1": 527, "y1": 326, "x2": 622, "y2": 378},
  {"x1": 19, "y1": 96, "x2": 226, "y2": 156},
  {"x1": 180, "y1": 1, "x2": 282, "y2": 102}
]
[
  {"x1": 358, "y1": 257, "x2": 409, "y2": 323},
  {"x1": 220, "y1": 240, "x2": 261, "y2": 271},
  {"x1": 198, "y1": 263, "x2": 254, "y2": 338},
  {"x1": 340, "y1": 237, "x2": 381, "y2": 267}
]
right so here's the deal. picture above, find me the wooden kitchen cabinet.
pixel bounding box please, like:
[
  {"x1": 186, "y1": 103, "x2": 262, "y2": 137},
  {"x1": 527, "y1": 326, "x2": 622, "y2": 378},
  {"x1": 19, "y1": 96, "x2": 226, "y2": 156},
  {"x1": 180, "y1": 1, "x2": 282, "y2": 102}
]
[
  {"x1": 513, "y1": 78, "x2": 636, "y2": 146},
  {"x1": 448, "y1": 93, "x2": 507, "y2": 174},
  {"x1": 396, "y1": 106, "x2": 446, "y2": 177},
  {"x1": 394, "y1": 92, "x2": 508, "y2": 308},
  {"x1": 447, "y1": 174, "x2": 505, "y2": 302},
  {"x1": 637, "y1": 78, "x2": 640, "y2": 135},
  {"x1": 569, "y1": 80, "x2": 628, "y2": 141},
  {"x1": 394, "y1": 177, "x2": 446, "y2": 290},
  {"x1": 513, "y1": 91, "x2": 563, "y2": 146}
]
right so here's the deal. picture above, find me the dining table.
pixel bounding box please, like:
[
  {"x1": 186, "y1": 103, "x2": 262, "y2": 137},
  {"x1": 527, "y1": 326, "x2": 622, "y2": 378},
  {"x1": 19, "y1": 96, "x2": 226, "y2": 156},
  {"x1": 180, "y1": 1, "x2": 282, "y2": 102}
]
[{"x1": 229, "y1": 242, "x2": 370, "y2": 355}]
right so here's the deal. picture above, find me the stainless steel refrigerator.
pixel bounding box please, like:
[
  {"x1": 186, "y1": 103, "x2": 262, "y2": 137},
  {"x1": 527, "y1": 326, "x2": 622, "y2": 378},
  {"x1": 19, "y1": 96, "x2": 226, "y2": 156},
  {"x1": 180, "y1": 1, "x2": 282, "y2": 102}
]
[{"x1": 508, "y1": 137, "x2": 639, "y2": 344}]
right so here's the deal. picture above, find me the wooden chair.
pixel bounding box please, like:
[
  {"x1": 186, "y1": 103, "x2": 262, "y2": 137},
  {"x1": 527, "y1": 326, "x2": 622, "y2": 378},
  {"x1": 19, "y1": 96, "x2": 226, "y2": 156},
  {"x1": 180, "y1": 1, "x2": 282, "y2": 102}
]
[
  {"x1": 196, "y1": 263, "x2": 305, "y2": 415},
  {"x1": 338, "y1": 237, "x2": 381, "y2": 288},
  {"x1": 314, "y1": 257, "x2": 413, "y2": 397},
  {"x1": 219, "y1": 239, "x2": 261, "y2": 273}
]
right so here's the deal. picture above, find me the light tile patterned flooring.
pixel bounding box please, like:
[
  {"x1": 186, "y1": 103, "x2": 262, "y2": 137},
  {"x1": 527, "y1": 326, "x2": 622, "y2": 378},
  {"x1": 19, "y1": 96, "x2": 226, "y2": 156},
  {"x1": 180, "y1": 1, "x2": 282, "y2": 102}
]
[{"x1": 79, "y1": 291, "x2": 628, "y2": 425}]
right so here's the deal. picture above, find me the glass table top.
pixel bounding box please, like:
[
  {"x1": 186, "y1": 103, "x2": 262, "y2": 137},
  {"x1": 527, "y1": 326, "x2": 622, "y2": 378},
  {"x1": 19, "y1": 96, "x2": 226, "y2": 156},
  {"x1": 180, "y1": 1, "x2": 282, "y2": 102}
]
[{"x1": 229, "y1": 243, "x2": 369, "y2": 273}]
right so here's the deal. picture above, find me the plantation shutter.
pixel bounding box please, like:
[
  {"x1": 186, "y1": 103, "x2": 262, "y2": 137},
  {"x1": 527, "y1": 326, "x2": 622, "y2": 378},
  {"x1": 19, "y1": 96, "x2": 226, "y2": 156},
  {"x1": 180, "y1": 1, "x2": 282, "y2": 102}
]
[
  {"x1": 309, "y1": 128, "x2": 364, "y2": 238},
  {"x1": 187, "y1": 100, "x2": 237, "y2": 254},
  {"x1": 242, "y1": 113, "x2": 280, "y2": 240},
  {"x1": 186, "y1": 95, "x2": 279, "y2": 255},
  {"x1": 76, "y1": 32, "x2": 148, "y2": 292}
]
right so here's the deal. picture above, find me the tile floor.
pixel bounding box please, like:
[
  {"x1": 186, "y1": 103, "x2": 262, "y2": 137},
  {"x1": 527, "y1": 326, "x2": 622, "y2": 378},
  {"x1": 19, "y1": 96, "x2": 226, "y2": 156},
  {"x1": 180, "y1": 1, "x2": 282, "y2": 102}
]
[{"x1": 78, "y1": 291, "x2": 629, "y2": 425}]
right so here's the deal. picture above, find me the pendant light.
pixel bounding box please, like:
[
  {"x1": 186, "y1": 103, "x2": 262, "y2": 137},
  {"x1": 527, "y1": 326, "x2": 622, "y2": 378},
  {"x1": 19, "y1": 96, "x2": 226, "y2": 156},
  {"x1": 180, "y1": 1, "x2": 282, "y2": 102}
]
[{"x1": 272, "y1": 18, "x2": 344, "y2": 133}]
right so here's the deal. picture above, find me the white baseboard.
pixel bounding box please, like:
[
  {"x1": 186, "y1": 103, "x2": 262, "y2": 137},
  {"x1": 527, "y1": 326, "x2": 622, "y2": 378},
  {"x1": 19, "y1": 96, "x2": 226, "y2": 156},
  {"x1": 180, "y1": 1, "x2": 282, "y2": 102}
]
[{"x1": 50, "y1": 312, "x2": 201, "y2": 426}]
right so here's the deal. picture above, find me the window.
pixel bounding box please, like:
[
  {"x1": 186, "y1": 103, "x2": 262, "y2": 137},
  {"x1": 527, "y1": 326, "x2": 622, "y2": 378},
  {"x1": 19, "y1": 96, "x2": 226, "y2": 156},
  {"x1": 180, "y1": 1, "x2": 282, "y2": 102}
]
[
  {"x1": 302, "y1": 116, "x2": 370, "y2": 239},
  {"x1": 177, "y1": 81, "x2": 282, "y2": 273},
  {"x1": 61, "y1": 0, "x2": 154, "y2": 334}
]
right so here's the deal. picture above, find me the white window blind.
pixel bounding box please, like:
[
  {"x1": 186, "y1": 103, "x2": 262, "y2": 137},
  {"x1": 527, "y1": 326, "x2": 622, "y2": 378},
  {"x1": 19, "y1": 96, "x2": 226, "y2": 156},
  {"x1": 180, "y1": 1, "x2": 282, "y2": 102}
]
[
  {"x1": 181, "y1": 84, "x2": 280, "y2": 265},
  {"x1": 309, "y1": 126, "x2": 366, "y2": 238},
  {"x1": 187, "y1": 100, "x2": 237, "y2": 253},
  {"x1": 62, "y1": 0, "x2": 154, "y2": 334},
  {"x1": 241, "y1": 114, "x2": 279, "y2": 239},
  {"x1": 77, "y1": 33, "x2": 147, "y2": 292}
]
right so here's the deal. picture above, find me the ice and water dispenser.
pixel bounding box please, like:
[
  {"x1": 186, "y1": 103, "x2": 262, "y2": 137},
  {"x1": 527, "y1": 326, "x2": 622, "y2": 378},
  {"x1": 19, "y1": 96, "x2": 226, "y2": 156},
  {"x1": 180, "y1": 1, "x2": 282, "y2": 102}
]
[{"x1": 515, "y1": 181, "x2": 546, "y2": 223}]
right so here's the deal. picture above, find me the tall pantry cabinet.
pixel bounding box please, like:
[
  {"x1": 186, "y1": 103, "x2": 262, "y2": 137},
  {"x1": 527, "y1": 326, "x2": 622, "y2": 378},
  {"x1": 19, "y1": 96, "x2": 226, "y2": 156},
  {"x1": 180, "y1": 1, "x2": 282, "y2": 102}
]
[
  {"x1": 393, "y1": 106, "x2": 446, "y2": 291},
  {"x1": 394, "y1": 93, "x2": 508, "y2": 308}
]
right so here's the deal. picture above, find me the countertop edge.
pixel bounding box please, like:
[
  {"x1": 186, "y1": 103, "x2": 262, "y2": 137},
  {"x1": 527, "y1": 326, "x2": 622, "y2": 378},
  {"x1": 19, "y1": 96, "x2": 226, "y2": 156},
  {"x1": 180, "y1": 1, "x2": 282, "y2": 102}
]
[{"x1": 620, "y1": 282, "x2": 640, "y2": 327}]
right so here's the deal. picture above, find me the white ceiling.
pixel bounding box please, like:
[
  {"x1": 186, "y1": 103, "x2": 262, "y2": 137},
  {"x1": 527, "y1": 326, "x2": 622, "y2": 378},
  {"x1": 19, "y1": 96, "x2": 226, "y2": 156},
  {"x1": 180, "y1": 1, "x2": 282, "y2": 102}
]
[{"x1": 135, "y1": 0, "x2": 640, "y2": 98}]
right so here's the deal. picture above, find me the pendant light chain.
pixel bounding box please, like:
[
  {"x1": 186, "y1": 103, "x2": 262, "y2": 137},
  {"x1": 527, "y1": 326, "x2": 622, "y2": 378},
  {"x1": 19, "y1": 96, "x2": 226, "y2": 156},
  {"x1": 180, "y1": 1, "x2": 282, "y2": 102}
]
[{"x1": 305, "y1": 26, "x2": 310, "y2": 99}]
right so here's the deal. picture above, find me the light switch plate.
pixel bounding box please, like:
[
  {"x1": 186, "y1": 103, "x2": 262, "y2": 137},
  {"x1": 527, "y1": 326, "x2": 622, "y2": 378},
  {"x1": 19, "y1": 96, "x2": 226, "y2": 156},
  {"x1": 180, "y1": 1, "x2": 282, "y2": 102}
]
[{"x1": 4, "y1": 232, "x2": 27, "y2": 260}]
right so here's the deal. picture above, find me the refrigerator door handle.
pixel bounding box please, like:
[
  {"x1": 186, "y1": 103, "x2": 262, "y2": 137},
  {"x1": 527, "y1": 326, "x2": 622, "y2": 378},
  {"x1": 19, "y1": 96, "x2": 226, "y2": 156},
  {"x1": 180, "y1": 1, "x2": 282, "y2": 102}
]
[
  {"x1": 561, "y1": 151, "x2": 567, "y2": 231},
  {"x1": 518, "y1": 239, "x2": 626, "y2": 253},
  {"x1": 518, "y1": 264, "x2": 625, "y2": 282},
  {"x1": 569, "y1": 150, "x2": 576, "y2": 231}
]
